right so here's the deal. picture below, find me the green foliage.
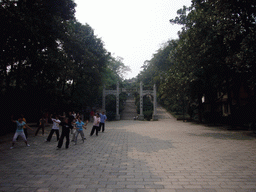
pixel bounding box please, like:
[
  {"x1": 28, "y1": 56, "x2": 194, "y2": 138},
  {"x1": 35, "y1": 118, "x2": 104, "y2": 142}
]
[
  {"x1": 119, "y1": 92, "x2": 128, "y2": 113},
  {"x1": 102, "y1": 56, "x2": 131, "y2": 90},
  {"x1": 144, "y1": 110, "x2": 153, "y2": 121},
  {"x1": 143, "y1": 96, "x2": 153, "y2": 112},
  {"x1": 105, "y1": 92, "x2": 128, "y2": 121},
  {"x1": 105, "y1": 95, "x2": 116, "y2": 114},
  {"x1": 0, "y1": 0, "x2": 77, "y2": 134},
  {"x1": 137, "y1": 0, "x2": 256, "y2": 125},
  {"x1": 134, "y1": 92, "x2": 153, "y2": 120},
  {"x1": 106, "y1": 111, "x2": 116, "y2": 121},
  {"x1": 0, "y1": 0, "x2": 130, "y2": 134},
  {"x1": 143, "y1": 96, "x2": 153, "y2": 121}
]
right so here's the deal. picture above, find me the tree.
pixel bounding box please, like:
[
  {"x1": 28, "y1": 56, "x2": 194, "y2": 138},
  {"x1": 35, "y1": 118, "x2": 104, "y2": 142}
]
[
  {"x1": 0, "y1": 0, "x2": 77, "y2": 134},
  {"x1": 59, "y1": 21, "x2": 110, "y2": 110},
  {"x1": 0, "y1": 1, "x2": 117, "y2": 133},
  {"x1": 168, "y1": 0, "x2": 256, "y2": 123},
  {"x1": 0, "y1": 0, "x2": 76, "y2": 91},
  {"x1": 101, "y1": 56, "x2": 131, "y2": 120},
  {"x1": 138, "y1": 0, "x2": 256, "y2": 125},
  {"x1": 102, "y1": 56, "x2": 131, "y2": 89}
]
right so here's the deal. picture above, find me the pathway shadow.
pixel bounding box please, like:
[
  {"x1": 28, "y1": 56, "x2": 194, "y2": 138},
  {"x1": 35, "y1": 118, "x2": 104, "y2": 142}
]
[
  {"x1": 188, "y1": 132, "x2": 256, "y2": 140},
  {"x1": 0, "y1": 120, "x2": 175, "y2": 191}
]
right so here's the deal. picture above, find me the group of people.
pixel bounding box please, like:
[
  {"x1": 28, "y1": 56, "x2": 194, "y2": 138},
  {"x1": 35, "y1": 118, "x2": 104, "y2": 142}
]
[
  {"x1": 90, "y1": 112, "x2": 107, "y2": 136},
  {"x1": 10, "y1": 111, "x2": 107, "y2": 150}
]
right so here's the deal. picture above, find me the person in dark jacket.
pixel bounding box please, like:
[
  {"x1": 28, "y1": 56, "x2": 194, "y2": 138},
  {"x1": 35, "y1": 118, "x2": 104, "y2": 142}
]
[{"x1": 57, "y1": 118, "x2": 72, "y2": 149}]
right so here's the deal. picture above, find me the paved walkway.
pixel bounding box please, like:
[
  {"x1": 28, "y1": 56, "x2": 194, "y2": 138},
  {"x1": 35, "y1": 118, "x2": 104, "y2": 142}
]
[
  {"x1": 156, "y1": 105, "x2": 173, "y2": 119},
  {"x1": 1, "y1": 108, "x2": 256, "y2": 192}
]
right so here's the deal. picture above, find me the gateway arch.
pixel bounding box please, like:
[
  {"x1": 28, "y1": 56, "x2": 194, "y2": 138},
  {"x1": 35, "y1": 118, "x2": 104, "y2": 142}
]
[{"x1": 102, "y1": 82, "x2": 158, "y2": 121}]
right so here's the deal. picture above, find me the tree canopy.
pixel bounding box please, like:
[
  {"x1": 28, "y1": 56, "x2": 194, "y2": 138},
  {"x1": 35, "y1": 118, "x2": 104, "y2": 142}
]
[
  {"x1": 0, "y1": 0, "x2": 130, "y2": 134},
  {"x1": 136, "y1": 0, "x2": 256, "y2": 124}
]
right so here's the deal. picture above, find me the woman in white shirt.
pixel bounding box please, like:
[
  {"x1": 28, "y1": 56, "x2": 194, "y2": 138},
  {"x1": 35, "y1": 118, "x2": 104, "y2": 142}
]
[
  {"x1": 46, "y1": 114, "x2": 61, "y2": 142},
  {"x1": 90, "y1": 113, "x2": 101, "y2": 136}
]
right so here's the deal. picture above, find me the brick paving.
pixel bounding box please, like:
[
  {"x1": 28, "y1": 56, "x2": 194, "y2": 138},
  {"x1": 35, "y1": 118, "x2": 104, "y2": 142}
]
[{"x1": 1, "y1": 107, "x2": 256, "y2": 192}]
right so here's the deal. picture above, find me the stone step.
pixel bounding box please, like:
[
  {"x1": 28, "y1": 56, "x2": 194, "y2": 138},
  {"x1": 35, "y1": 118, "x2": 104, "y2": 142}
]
[{"x1": 121, "y1": 99, "x2": 137, "y2": 120}]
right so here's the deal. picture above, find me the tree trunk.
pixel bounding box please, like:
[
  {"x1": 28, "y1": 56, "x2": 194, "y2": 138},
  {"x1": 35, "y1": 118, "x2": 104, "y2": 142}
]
[
  {"x1": 198, "y1": 94, "x2": 202, "y2": 123},
  {"x1": 226, "y1": 76, "x2": 234, "y2": 128}
]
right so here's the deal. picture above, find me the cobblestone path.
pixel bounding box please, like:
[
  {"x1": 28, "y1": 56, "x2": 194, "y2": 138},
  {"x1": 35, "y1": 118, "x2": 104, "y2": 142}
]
[{"x1": 0, "y1": 108, "x2": 256, "y2": 192}]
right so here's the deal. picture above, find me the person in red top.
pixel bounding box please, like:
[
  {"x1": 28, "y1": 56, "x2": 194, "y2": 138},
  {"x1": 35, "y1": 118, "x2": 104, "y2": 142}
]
[{"x1": 90, "y1": 110, "x2": 94, "y2": 122}]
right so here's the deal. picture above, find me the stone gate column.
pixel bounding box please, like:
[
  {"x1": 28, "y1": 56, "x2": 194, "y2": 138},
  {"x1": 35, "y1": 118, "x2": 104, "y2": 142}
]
[
  {"x1": 116, "y1": 82, "x2": 120, "y2": 120},
  {"x1": 152, "y1": 84, "x2": 158, "y2": 120},
  {"x1": 138, "y1": 81, "x2": 144, "y2": 120}
]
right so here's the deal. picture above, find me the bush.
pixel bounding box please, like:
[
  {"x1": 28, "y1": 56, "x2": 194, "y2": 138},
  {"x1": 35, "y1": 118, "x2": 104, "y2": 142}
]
[
  {"x1": 203, "y1": 111, "x2": 222, "y2": 123},
  {"x1": 106, "y1": 111, "x2": 116, "y2": 121},
  {"x1": 143, "y1": 96, "x2": 153, "y2": 111},
  {"x1": 119, "y1": 92, "x2": 128, "y2": 113},
  {"x1": 144, "y1": 110, "x2": 153, "y2": 121},
  {"x1": 106, "y1": 95, "x2": 116, "y2": 112},
  {"x1": 105, "y1": 92, "x2": 128, "y2": 120}
]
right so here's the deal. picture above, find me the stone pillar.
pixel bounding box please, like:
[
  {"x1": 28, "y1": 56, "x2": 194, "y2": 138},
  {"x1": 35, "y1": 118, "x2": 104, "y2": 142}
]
[
  {"x1": 138, "y1": 81, "x2": 144, "y2": 120},
  {"x1": 116, "y1": 82, "x2": 120, "y2": 120},
  {"x1": 152, "y1": 84, "x2": 158, "y2": 121}
]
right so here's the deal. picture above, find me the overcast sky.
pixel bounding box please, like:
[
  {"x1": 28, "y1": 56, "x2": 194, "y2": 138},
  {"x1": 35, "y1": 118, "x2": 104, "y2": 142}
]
[{"x1": 74, "y1": 0, "x2": 192, "y2": 79}]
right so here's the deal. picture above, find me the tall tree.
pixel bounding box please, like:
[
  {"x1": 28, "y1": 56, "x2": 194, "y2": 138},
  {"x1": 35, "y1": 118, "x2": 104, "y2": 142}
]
[
  {"x1": 138, "y1": 0, "x2": 256, "y2": 124},
  {"x1": 0, "y1": 0, "x2": 76, "y2": 91}
]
